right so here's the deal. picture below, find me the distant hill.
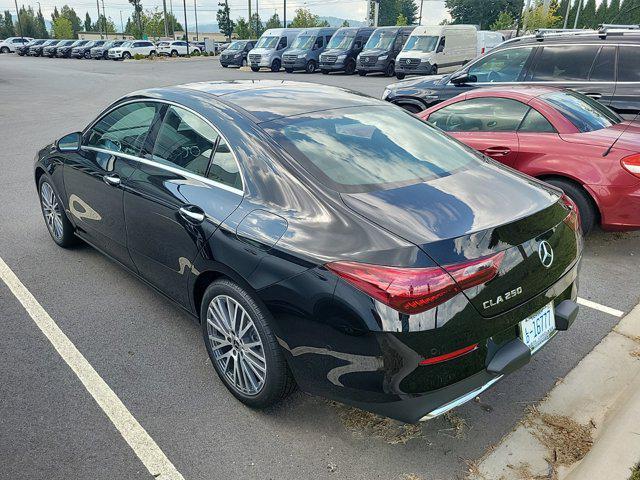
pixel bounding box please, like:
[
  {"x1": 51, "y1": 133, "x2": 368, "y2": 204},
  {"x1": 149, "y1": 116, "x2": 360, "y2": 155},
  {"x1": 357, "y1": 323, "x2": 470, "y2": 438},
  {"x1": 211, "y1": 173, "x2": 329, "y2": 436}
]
[{"x1": 194, "y1": 15, "x2": 365, "y2": 33}]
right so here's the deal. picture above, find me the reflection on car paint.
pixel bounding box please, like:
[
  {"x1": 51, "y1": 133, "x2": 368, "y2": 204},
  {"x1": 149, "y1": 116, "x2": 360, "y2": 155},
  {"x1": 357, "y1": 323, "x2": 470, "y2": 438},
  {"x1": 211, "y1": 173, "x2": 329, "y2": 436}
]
[{"x1": 68, "y1": 194, "x2": 102, "y2": 221}]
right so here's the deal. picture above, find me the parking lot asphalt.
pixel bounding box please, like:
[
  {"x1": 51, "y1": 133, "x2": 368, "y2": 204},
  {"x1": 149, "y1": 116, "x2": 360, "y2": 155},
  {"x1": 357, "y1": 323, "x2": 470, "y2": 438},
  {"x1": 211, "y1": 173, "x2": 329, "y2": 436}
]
[{"x1": 1, "y1": 54, "x2": 639, "y2": 480}]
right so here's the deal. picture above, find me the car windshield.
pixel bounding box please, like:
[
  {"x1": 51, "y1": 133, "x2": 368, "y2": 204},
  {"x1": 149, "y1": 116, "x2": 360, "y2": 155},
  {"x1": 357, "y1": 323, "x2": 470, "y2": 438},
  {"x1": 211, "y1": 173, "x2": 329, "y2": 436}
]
[
  {"x1": 291, "y1": 35, "x2": 315, "y2": 50},
  {"x1": 403, "y1": 35, "x2": 438, "y2": 52},
  {"x1": 542, "y1": 90, "x2": 621, "y2": 132},
  {"x1": 84, "y1": 41, "x2": 95, "y2": 47},
  {"x1": 226, "y1": 41, "x2": 246, "y2": 50},
  {"x1": 327, "y1": 32, "x2": 355, "y2": 49},
  {"x1": 76, "y1": 41, "x2": 88, "y2": 46},
  {"x1": 365, "y1": 30, "x2": 396, "y2": 50},
  {"x1": 158, "y1": 42, "x2": 170, "y2": 46},
  {"x1": 255, "y1": 36, "x2": 279, "y2": 49},
  {"x1": 265, "y1": 105, "x2": 477, "y2": 193},
  {"x1": 121, "y1": 42, "x2": 132, "y2": 47},
  {"x1": 62, "y1": 40, "x2": 74, "y2": 46}
]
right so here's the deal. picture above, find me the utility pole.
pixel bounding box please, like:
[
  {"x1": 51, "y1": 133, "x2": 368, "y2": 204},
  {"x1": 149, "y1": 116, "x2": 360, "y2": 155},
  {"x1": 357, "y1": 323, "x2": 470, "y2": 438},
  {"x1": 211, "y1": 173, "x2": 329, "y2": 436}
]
[
  {"x1": 283, "y1": 0, "x2": 286, "y2": 26},
  {"x1": 255, "y1": 0, "x2": 259, "y2": 35},
  {"x1": 96, "y1": 0, "x2": 103, "y2": 38},
  {"x1": 182, "y1": 0, "x2": 190, "y2": 54},
  {"x1": 14, "y1": 0, "x2": 23, "y2": 40},
  {"x1": 102, "y1": 0, "x2": 108, "y2": 38},
  {"x1": 194, "y1": 0, "x2": 199, "y2": 41},
  {"x1": 248, "y1": 0, "x2": 251, "y2": 29},
  {"x1": 573, "y1": 0, "x2": 583, "y2": 29},
  {"x1": 162, "y1": 0, "x2": 169, "y2": 38},
  {"x1": 418, "y1": 0, "x2": 423, "y2": 25},
  {"x1": 120, "y1": 10, "x2": 124, "y2": 39},
  {"x1": 218, "y1": 0, "x2": 231, "y2": 42},
  {"x1": 563, "y1": 0, "x2": 571, "y2": 29}
]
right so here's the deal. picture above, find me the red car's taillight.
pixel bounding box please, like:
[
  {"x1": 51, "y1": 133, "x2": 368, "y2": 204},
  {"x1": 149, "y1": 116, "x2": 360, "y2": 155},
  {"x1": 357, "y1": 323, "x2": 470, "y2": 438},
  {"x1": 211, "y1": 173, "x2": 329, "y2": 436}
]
[
  {"x1": 621, "y1": 153, "x2": 640, "y2": 179},
  {"x1": 561, "y1": 194, "x2": 581, "y2": 232},
  {"x1": 326, "y1": 252, "x2": 504, "y2": 315}
]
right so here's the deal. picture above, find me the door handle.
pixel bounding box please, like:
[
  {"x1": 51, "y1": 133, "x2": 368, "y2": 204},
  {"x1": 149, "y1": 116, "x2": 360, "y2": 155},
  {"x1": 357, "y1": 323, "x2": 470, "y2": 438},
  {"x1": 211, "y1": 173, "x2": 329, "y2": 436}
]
[
  {"x1": 103, "y1": 174, "x2": 121, "y2": 186},
  {"x1": 483, "y1": 146, "x2": 511, "y2": 157},
  {"x1": 580, "y1": 92, "x2": 602, "y2": 100},
  {"x1": 179, "y1": 206, "x2": 205, "y2": 224}
]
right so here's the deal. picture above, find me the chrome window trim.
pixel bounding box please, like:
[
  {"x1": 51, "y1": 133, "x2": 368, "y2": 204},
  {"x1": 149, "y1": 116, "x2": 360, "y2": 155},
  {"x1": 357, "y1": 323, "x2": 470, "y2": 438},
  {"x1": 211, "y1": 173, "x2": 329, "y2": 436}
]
[
  {"x1": 82, "y1": 145, "x2": 244, "y2": 196},
  {"x1": 82, "y1": 98, "x2": 246, "y2": 194}
]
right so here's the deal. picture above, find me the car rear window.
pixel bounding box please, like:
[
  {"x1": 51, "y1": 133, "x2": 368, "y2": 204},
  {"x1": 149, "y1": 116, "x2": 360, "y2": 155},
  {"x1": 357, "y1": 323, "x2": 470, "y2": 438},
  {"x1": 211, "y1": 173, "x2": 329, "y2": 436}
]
[
  {"x1": 264, "y1": 105, "x2": 479, "y2": 193},
  {"x1": 542, "y1": 90, "x2": 621, "y2": 132}
]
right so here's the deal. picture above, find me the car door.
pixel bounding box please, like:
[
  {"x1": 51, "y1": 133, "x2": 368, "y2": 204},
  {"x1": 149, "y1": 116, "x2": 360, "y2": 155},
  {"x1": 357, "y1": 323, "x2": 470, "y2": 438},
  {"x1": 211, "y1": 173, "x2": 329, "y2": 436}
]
[
  {"x1": 426, "y1": 97, "x2": 527, "y2": 167},
  {"x1": 435, "y1": 35, "x2": 447, "y2": 69},
  {"x1": 64, "y1": 101, "x2": 162, "y2": 270},
  {"x1": 525, "y1": 44, "x2": 615, "y2": 106},
  {"x1": 514, "y1": 105, "x2": 562, "y2": 172},
  {"x1": 124, "y1": 103, "x2": 243, "y2": 307},
  {"x1": 612, "y1": 45, "x2": 640, "y2": 117}
]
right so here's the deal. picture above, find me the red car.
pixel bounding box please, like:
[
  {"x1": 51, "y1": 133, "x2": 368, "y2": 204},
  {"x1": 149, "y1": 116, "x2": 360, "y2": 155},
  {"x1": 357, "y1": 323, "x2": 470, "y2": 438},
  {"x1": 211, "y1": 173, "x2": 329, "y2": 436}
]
[{"x1": 420, "y1": 86, "x2": 640, "y2": 233}]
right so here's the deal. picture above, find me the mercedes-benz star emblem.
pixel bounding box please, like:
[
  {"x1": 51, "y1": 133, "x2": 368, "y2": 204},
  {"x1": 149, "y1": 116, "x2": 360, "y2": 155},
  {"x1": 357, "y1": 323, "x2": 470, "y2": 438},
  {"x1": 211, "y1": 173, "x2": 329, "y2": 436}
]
[
  {"x1": 538, "y1": 241, "x2": 554, "y2": 268},
  {"x1": 405, "y1": 58, "x2": 410, "y2": 64}
]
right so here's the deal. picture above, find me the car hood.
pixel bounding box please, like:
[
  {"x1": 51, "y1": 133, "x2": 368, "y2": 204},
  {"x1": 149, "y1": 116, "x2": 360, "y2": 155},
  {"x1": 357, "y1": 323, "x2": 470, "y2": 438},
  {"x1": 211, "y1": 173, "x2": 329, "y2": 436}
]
[
  {"x1": 321, "y1": 48, "x2": 348, "y2": 56},
  {"x1": 284, "y1": 48, "x2": 307, "y2": 56},
  {"x1": 360, "y1": 48, "x2": 388, "y2": 57},
  {"x1": 560, "y1": 121, "x2": 640, "y2": 153},
  {"x1": 340, "y1": 161, "x2": 578, "y2": 317}
]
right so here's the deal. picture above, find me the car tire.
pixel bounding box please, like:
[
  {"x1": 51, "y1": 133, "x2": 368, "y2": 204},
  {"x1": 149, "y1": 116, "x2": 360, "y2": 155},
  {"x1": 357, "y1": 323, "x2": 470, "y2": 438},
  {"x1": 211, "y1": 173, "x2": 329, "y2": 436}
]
[
  {"x1": 251, "y1": 66, "x2": 260, "y2": 72},
  {"x1": 242, "y1": 58, "x2": 247, "y2": 67},
  {"x1": 285, "y1": 68, "x2": 293, "y2": 73},
  {"x1": 271, "y1": 58, "x2": 281, "y2": 72},
  {"x1": 396, "y1": 72, "x2": 406, "y2": 80},
  {"x1": 38, "y1": 176, "x2": 77, "y2": 248},
  {"x1": 305, "y1": 60, "x2": 316, "y2": 74},
  {"x1": 1, "y1": 46, "x2": 9, "y2": 54},
  {"x1": 344, "y1": 59, "x2": 356, "y2": 75},
  {"x1": 385, "y1": 61, "x2": 395, "y2": 77},
  {"x1": 321, "y1": 69, "x2": 329, "y2": 75},
  {"x1": 171, "y1": 49, "x2": 178, "y2": 57},
  {"x1": 358, "y1": 70, "x2": 366, "y2": 76},
  {"x1": 545, "y1": 179, "x2": 596, "y2": 235},
  {"x1": 429, "y1": 64, "x2": 438, "y2": 75},
  {"x1": 149, "y1": 50, "x2": 156, "y2": 57},
  {"x1": 400, "y1": 103, "x2": 423, "y2": 114},
  {"x1": 122, "y1": 51, "x2": 131, "y2": 60},
  {"x1": 201, "y1": 279, "x2": 296, "y2": 408}
]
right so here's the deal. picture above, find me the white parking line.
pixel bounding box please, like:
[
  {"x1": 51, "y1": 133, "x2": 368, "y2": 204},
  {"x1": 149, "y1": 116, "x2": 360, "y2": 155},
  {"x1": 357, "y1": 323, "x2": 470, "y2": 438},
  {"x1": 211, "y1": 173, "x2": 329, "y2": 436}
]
[
  {"x1": 0, "y1": 257, "x2": 185, "y2": 480},
  {"x1": 577, "y1": 297, "x2": 625, "y2": 318}
]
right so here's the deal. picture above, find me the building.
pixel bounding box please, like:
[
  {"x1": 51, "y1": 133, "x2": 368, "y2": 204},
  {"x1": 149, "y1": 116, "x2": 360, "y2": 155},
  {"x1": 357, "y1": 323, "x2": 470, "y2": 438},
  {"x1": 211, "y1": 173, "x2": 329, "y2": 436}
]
[
  {"x1": 77, "y1": 31, "x2": 134, "y2": 41},
  {"x1": 173, "y1": 31, "x2": 237, "y2": 42}
]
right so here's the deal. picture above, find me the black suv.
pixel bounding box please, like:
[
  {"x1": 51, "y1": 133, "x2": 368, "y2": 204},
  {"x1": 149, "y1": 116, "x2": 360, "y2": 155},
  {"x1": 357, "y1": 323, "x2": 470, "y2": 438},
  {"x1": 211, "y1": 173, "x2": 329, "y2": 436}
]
[
  {"x1": 220, "y1": 39, "x2": 256, "y2": 67},
  {"x1": 357, "y1": 26, "x2": 415, "y2": 77},
  {"x1": 383, "y1": 28, "x2": 640, "y2": 117}
]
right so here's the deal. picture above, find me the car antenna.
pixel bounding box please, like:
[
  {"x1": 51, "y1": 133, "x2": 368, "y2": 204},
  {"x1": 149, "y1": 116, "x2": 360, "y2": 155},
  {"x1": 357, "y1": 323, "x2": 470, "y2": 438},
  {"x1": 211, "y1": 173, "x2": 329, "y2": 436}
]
[{"x1": 603, "y1": 110, "x2": 640, "y2": 157}]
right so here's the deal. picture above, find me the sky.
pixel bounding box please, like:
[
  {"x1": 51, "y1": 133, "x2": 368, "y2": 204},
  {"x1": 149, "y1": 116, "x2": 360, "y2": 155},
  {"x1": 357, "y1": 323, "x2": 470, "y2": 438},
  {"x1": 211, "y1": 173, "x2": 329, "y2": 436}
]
[{"x1": 0, "y1": 0, "x2": 451, "y2": 32}]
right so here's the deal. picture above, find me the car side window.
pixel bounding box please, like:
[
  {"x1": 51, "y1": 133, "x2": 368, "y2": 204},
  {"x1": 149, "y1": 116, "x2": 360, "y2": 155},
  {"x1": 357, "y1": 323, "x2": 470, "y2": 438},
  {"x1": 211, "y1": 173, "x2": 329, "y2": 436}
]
[
  {"x1": 618, "y1": 46, "x2": 640, "y2": 82},
  {"x1": 589, "y1": 46, "x2": 616, "y2": 82},
  {"x1": 427, "y1": 98, "x2": 529, "y2": 133},
  {"x1": 277, "y1": 37, "x2": 287, "y2": 50},
  {"x1": 315, "y1": 36, "x2": 323, "y2": 48},
  {"x1": 150, "y1": 106, "x2": 218, "y2": 177},
  {"x1": 436, "y1": 36, "x2": 445, "y2": 52},
  {"x1": 85, "y1": 102, "x2": 159, "y2": 157},
  {"x1": 467, "y1": 47, "x2": 533, "y2": 83},
  {"x1": 325, "y1": 35, "x2": 333, "y2": 45},
  {"x1": 531, "y1": 45, "x2": 599, "y2": 81},
  {"x1": 518, "y1": 108, "x2": 557, "y2": 133},
  {"x1": 207, "y1": 138, "x2": 242, "y2": 190}
]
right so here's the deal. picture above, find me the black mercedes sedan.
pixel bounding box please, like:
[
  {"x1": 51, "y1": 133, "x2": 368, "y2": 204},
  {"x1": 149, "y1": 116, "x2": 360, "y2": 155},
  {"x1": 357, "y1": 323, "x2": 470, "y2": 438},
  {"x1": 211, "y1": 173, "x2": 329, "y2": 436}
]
[{"x1": 35, "y1": 81, "x2": 581, "y2": 423}]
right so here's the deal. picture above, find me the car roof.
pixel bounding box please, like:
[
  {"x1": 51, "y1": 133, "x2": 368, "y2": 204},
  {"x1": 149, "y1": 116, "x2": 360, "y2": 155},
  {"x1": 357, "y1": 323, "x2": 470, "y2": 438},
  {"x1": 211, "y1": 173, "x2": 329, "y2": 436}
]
[
  {"x1": 172, "y1": 80, "x2": 383, "y2": 122},
  {"x1": 464, "y1": 85, "x2": 562, "y2": 101},
  {"x1": 500, "y1": 31, "x2": 640, "y2": 48}
]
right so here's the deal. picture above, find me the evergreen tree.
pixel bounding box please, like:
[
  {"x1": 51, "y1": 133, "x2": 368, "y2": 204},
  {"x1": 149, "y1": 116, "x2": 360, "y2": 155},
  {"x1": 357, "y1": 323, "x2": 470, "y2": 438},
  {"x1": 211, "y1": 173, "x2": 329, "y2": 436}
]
[
  {"x1": 341, "y1": 20, "x2": 350, "y2": 27},
  {"x1": 51, "y1": 6, "x2": 59, "y2": 23},
  {"x1": 396, "y1": 12, "x2": 408, "y2": 25},
  {"x1": 491, "y1": 10, "x2": 516, "y2": 29},
  {"x1": 397, "y1": 0, "x2": 418, "y2": 24},
  {"x1": 93, "y1": 15, "x2": 116, "y2": 34},
  {"x1": 129, "y1": 0, "x2": 144, "y2": 37},
  {"x1": 17, "y1": 6, "x2": 38, "y2": 37},
  {"x1": 1, "y1": 10, "x2": 15, "y2": 37},
  {"x1": 233, "y1": 17, "x2": 251, "y2": 39},
  {"x1": 445, "y1": 0, "x2": 523, "y2": 29},
  {"x1": 265, "y1": 13, "x2": 281, "y2": 29},
  {"x1": 85, "y1": 12, "x2": 92, "y2": 31},
  {"x1": 595, "y1": 0, "x2": 608, "y2": 25},
  {"x1": 579, "y1": 0, "x2": 597, "y2": 27},
  {"x1": 59, "y1": 5, "x2": 82, "y2": 37},
  {"x1": 289, "y1": 8, "x2": 320, "y2": 27},
  {"x1": 217, "y1": 2, "x2": 235, "y2": 38},
  {"x1": 607, "y1": 0, "x2": 621, "y2": 22},
  {"x1": 249, "y1": 12, "x2": 263, "y2": 37},
  {"x1": 52, "y1": 15, "x2": 73, "y2": 38},
  {"x1": 35, "y1": 9, "x2": 48, "y2": 37},
  {"x1": 556, "y1": 0, "x2": 570, "y2": 27},
  {"x1": 378, "y1": 0, "x2": 398, "y2": 26}
]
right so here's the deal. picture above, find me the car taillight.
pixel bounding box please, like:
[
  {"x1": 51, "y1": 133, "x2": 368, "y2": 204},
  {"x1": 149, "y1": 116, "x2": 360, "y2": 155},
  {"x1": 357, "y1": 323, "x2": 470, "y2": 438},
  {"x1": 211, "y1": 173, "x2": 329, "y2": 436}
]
[
  {"x1": 419, "y1": 343, "x2": 478, "y2": 365},
  {"x1": 621, "y1": 153, "x2": 640, "y2": 179},
  {"x1": 481, "y1": 47, "x2": 485, "y2": 54},
  {"x1": 326, "y1": 252, "x2": 504, "y2": 315},
  {"x1": 560, "y1": 194, "x2": 581, "y2": 232}
]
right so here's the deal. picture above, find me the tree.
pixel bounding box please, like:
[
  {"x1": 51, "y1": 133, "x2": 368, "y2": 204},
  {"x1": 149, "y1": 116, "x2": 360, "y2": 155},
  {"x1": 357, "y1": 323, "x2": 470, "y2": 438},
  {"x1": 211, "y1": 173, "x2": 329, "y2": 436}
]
[
  {"x1": 16, "y1": 6, "x2": 38, "y2": 37},
  {"x1": 491, "y1": 10, "x2": 516, "y2": 29},
  {"x1": 60, "y1": 5, "x2": 82, "y2": 37},
  {"x1": 52, "y1": 15, "x2": 73, "y2": 38},
  {"x1": 35, "y1": 9, "x2": 48, "y2": 37},
  {"x1": 93, "y1": 15, "x2": 117, "y2": 35},
  {"x1": 234, "y1": 17, "x2": 251, "y2": 39},
  {"x1": 264, "y1": 13, "x2": 281, "y2": 29},
  {"x1": 445, "y1": 0, "x2": 523, "y2": 29},
  {"x1": 523, "y1": 0, "x2": 562, "y2": 30},
  {"x1": 595, "y1": 0, "x2": 608, "y2": 25},
  {"x1": 129, "y1": 0, "x2": 144, "y2": 37},
  {"x1": 378, "y1": 0, "x2": 399, "y2": 25},
  {"x1": 249, "y1": 12, "x2": 263, "y2": 37},
  {"x1": 341, "y1": 20, "x2": 350, "y2": 27},
  {"x1": 608, "y1": 0, "x2": 621, "y2": 22},
  {"x1": 396, "y1": 13, "x2": 408, "y2": 25},
  {"x1": 289, "y1": 8, "x2": 321, "y2": 27},
  {"x1": 579, "y1": 0, "x2": 597, "y2": 27},
  {"x1": 397, "y1": 0, "x2": 418, "y2": 24},
  {"x1": 84, "y1": 12, "x2": 92, "y2": 31},
  {"x1": 217, "y1": 3, "x2": 235, "y2": 39},
  {"x1": 0, "y1": 10, "x2": 15, "y2": 37}
]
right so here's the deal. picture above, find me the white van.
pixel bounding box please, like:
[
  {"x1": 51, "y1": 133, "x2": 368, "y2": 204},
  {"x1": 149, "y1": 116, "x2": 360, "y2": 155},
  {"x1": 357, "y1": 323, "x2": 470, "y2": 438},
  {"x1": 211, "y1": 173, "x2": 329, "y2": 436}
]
[
  {"x1": 395, "y1": 25, "x2": 477, "y2": 79},
  {"x1": 477, "y1": 30, "x2": 505, "y2": 56},
  {"x1": 248, "y1": 28, "x2": 304, "y2": 72}
]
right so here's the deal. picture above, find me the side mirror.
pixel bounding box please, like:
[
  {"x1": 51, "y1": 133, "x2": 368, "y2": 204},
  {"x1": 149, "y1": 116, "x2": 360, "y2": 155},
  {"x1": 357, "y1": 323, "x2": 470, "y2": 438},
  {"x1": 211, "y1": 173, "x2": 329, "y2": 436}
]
[
  {"x1": 450, "y1": 71, "x2": 475, "y2": 85},
  {"x1": 56, "y1": 132, "x2": 82, "y2": 152}
]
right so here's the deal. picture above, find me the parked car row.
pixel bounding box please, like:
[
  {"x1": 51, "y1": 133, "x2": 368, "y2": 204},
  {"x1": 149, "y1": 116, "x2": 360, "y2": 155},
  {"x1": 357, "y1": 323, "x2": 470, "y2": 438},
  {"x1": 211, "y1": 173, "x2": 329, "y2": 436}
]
[
  {"x1": 10, "y1": 38, "x2": 202, "y2": 60},
  {"x1": 228, "y1": 25, "x2": 502, "y2": 77}
]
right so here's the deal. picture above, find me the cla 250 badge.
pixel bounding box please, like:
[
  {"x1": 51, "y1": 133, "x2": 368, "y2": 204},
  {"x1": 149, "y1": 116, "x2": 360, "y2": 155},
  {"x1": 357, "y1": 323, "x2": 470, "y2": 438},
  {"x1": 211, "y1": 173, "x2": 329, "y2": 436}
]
[{"x1": 483, "y1": 287, "x2": 523, "y2": 309}]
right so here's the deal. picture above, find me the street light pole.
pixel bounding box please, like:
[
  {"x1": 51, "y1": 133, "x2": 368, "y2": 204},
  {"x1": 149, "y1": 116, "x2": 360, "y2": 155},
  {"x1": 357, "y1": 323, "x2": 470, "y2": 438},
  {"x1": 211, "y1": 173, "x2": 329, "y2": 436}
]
[
  {"x1": 102, "y1": 0, "x2": 108, "y2": 39},
  {"x1": 14, "y1": 0, "x2": 24, "y2": 41},
  {"x1": 418, "y1": 0, "x2": 423, "y2": 25},
  {"x1": 283, "y1": 0, "x2": 286, "y2": 26},
  {"x1": 573, "y1": 0, "x2": 584, "y2": 29},
  {"x1": 194, "y1": 0, "x2": 199, "y2": 41},
  {"x1": 120, "y1": 10, "x2": 124, "y2": 39},
  {"x1": 182, "y1": 0, "x2": 190, "y2": 54},
  {"x1": 162, "y1": 0, "x2": 169, "y2": 38},
  {"x1": 96, "y1": 0, "x2": 103, "y2": 39}
]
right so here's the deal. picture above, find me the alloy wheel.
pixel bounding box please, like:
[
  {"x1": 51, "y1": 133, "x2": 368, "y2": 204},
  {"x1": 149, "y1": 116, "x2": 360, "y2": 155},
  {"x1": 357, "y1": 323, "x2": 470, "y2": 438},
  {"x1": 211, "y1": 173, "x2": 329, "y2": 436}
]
[
  {"x1": 40, "y1": 182, "x2": 64, "y2": 240},
  {"x1": 206, "y1": 295, "x2": 267, "y2": 396}
]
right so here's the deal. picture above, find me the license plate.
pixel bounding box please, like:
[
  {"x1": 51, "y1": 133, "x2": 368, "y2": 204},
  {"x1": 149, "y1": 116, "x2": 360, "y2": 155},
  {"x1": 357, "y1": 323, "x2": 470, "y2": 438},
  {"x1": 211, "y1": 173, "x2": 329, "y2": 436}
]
[{"x1": 519, "y1": 303, "x2": 555, "y2": 352}]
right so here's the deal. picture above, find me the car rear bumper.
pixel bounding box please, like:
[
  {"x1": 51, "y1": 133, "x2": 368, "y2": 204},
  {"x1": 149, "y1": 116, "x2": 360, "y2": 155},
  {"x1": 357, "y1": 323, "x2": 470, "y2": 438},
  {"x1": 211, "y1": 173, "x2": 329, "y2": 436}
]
[{"x1": 588, "y1": 183, "x2": 640, "y2": 230}]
